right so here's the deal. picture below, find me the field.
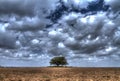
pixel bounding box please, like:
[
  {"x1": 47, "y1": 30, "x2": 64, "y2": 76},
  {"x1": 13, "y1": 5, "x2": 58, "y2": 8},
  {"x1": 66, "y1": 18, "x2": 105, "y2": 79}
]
[{"x1": 0, "y1": 67, "x2": 120, "y2": 81}]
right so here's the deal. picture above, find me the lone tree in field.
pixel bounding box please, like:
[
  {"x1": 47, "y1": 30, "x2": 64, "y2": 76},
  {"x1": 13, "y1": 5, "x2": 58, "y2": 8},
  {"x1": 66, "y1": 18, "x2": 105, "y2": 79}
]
[{"x1": 50, "y1": 56, "x2": 68, "y2": 66}]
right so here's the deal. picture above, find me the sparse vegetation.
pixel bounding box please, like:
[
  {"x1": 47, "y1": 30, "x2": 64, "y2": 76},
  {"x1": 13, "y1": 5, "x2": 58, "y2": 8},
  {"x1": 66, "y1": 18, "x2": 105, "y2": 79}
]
[{"x1": 0, "y1": 67, "x2": 119, "y2": 81}]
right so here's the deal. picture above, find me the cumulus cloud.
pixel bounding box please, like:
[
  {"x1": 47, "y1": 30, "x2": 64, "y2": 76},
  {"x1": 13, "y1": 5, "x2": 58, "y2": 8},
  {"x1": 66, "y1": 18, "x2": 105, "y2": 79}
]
[
  {"x1": 6, "y1": 16, "x2": 50, "y2": 32},
  {"x1": 0, "y1": 0, "x2": 120, "y2": 67},
  {"x1": 63, "y1": 0, "x2": 97, "y2": 9},
  {"x1": 45, "y1": 11, "x2": 109, "y2": 57},
  {"x1": 52, "y1": 11, "x2": 120, "y2": 62}
]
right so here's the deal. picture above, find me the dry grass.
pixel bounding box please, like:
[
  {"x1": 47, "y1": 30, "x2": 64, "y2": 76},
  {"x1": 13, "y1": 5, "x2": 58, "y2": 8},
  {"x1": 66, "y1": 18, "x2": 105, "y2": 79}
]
[{"x1": 0, "y1": 67, "x2": 120, "y2": 81}]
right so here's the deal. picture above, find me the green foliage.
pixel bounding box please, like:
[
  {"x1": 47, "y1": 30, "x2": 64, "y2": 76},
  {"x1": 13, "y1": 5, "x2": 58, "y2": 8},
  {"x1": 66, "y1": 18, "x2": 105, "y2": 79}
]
[{"x1": 50, "y1": 56, "x2": 68, "y2": 66}]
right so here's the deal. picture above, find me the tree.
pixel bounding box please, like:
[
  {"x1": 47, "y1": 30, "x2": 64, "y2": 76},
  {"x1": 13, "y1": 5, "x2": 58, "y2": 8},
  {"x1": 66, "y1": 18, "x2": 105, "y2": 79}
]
[{"x1": 50, "y1": 56, "x2": 68, "y2": 66}]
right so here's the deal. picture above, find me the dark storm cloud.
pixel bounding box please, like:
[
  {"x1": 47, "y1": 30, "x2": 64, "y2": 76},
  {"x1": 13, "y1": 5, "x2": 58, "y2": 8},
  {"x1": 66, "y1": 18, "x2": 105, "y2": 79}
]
[
  {"x1": 0, "y1": 0, "x2": 35, "y2": 17},
  {"x1": 55, "y1": 11, "x2": 120, "y2": 59},
  {"x1": 0, "y1": 32, "x2": 16, "y2": 49},
  {"x1": 0, "y1": 0, "x2": 57, "y2": 32},
  {"x1": 0, "y1": 0, "x2": 120, "y2": 67},
  {"x1": 104, "y1": 0, "x2": 120, "y2": 11},
  {"x1": 0, "y1": 0, "x2": 59, "y2": 17}
]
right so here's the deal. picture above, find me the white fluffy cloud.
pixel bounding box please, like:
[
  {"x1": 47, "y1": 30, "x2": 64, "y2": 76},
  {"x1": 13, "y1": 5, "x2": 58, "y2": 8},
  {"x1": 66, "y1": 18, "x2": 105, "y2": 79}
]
[
  {"x1": 0, "y1": 0, "x2": 120, "y2": 67},
  {"x1": 63, "y1": 0, "x2": 97, "y2": 8}
]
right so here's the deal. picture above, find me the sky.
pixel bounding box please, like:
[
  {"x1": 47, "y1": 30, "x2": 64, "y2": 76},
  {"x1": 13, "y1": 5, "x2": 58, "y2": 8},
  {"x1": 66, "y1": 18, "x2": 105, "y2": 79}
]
[{"x1": 0, "y1": 0, "x2": 120, "y2": 67}]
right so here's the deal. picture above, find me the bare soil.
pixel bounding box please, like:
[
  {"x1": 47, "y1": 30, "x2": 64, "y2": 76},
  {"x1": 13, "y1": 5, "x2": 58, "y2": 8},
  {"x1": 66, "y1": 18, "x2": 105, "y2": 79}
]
[{"x1": 0, "y1": 67, "x2": 120, "y2": 81}]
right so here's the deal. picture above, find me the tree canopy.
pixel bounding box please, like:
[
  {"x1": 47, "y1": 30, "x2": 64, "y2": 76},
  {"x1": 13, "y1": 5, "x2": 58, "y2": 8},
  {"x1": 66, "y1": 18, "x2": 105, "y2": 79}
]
[{"x1": 50, "y1": 56, "x2": 68, "y2": 66}]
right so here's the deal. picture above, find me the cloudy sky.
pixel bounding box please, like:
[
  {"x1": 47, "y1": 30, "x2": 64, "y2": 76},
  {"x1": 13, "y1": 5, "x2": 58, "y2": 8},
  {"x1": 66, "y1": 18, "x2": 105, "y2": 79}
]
[{"x1": 0, "y1": 0, "x2": 120, "y2": 67}]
